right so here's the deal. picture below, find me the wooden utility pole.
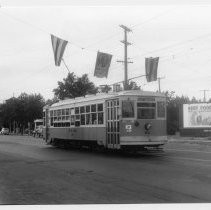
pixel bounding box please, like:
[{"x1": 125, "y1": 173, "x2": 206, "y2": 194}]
[
  {"x1": 157, "y1": 76, "x2": 165, "y2": 92},
  {"x1": 200, "y1": 90, "x2": 209, "y2": 102},
  {"x1": 117, "y1": 25, "x2": 133, "y2": 90}
]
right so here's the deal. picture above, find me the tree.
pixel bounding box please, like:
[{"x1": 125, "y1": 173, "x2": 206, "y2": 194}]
[
  {"x1": 99, "y1": 85, "x2": 112, "y2": 93},
  {"x1": 165, "y1": 91, "x2": 191, "y2": 135},
  {"x1": 45, "y1": 96, "x2": 59, "y2": 106},
  {"x1": 127, "y1": 81, "x2": 140, "y2": 90},
  {"x1": 53, "y1": 73, "x2": 98, "y2": 100},
  {"x1": 191, "y1": 96, "x2": 199, "y2": 103},
  {"x1": 0, "y1": 93, "x2": 45, "y2": 133}
]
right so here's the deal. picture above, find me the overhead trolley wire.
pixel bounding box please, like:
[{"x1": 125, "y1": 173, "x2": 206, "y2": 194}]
[
  {"x1": 2, "y1": 4, "x2": 211, "y2": 88},
  {"x1": 0, "y1": 4, "x2": 178, "y2": 61},
  {"x1": 132, "y1": 31, "x2": 211, "y2": 59},
  {"x1": 83, "y1": 6, "x2": 178, "y2": 50},
  {"x1": 131, "y1": 6, "x2": 178, "y2": 30},
  {"x1": 0, "y1": 7, "x2": 99, "y2": 54}
]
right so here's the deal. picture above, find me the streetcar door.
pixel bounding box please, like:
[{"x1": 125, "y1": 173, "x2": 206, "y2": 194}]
[
  {"x1": 106, "y1": 99, "x2": 120, "y2": 149},
  {"x1": 44, "y1": 108, "x2": 50, "y2": 143}
]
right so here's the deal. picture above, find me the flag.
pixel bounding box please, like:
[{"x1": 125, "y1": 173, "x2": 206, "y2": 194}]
[
  {"x1": 145, "y1": 57, "x2": 159, "y2": 82},
  {"x1": 51, "y1": 34, "x2": 68, "y2": 66},
  {"x1": 94, "y1": 51, "x2": 112, "y2": 78}
]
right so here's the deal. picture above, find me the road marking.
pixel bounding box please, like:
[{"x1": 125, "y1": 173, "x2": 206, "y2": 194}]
[{"x1": 166, "y1": 148, "x2": 211, "y2": 154}]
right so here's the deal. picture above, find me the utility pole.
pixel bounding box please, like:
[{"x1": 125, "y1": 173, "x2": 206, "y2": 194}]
[
  {"x1": 200, "y1": 90, "x2": 209, "y2": 102},
  {"x1": 117, "y1": 25, "x2": 133, "y2": 90},
  {"x1": 157, "y1": 76, "x2": 165, "y2": 92}
]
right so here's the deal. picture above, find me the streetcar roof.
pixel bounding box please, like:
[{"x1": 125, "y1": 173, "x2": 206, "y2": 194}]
[{"x1": 49, "y1": 90, "x2": 165, "y2": 108}]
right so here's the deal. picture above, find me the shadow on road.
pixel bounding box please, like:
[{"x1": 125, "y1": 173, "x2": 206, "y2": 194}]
[{"x1": 41, "y1": 144, "x2": 167, "y2": 161}]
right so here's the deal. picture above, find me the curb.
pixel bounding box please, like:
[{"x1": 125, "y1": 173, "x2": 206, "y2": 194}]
[{"x1": 168, "y1": 137, "x2": 211, "y2": 145}]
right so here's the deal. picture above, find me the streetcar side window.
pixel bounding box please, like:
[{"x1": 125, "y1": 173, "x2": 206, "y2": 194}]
[
  {"x1": 51, "y1": 103, "x2": 104, "y2": 127},
  {"x1": 157, "y1": 101, "x2": 166, "y2": 118},
  {"x1": 80, "y1": 106, "x2": 85, "y2": 114},
  {"x1": 80, "y1": 114, "x2": 85, "y2": 125},
  {"x1": 91, "y1": 113, "x2": 97, "y2": 124},
  {"x1": 97, "y1": 104, "x2": 103, "y2": 112},
  {"x1": 86, "y1": 113, "x2": 91, "y2": 125},
  {"x1": 97, "y1": 103, "x2": 104, "y2": 124},
  {"x1": 80, "y1": 106, "x2": 85, "y2": 125},
  {"x1": 98, "y1": 112, "x2": 104, "y2": 124},
  {"x1": 70, "y1": 115, "x2": 75, "y2": 126},
  {"x1": 137, "y1": 102, "x2": 156, "y2": 119},
  {"x1": 91, "y1": 104, "x2": 96, "y2": 112},
  {"x1": 122, "y1": 101, "x2": 135, "y2": 118},
  {"x1": 75, "y1": 114, "x2": 80, "y2": 127},
  {"x1": 70, "y1": 108, "x2": 75, "y2": 115},
  {"x1": 85, "y1": 105, "x2": 91, "y2": 125},
  {"x1": 75, "y1": 107, "x2": 79, "y2": 114},
  {"x1": 86, "y1": 105, "x2": 90, "y2": 113},
  {"x1": 75, "y1": 121, "x2": 80, "y2": 127}
]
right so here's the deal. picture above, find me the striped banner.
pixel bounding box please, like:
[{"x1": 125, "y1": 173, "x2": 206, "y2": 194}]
[
  {"x1": 51, "y1": 34, "x2": 68, "y2": 66},
  {"x1": 145, "y1": 57, "x2": 159, "y2": 82}
]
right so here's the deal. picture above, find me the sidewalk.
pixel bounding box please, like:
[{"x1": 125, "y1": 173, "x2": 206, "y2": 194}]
[{"x1": 168, "y1": 135, "x2": 211, "y2": 145}]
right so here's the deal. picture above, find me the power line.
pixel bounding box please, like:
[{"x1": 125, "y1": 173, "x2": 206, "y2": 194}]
[
  {"x1": 131, "y1": 6, "x2": 178, "y2": 30},
  {"x1": 133, "y1": 32, "x2": 211, "y2": 59},
  {"x1": 0, "y1": 8, "x2": 98, "y2": 54},
  {"x1": 83, "y1": 6, "x2": 178, "y2": 49},
  {"x1": 2, "y1": 4, "x2": 208, "y2": 63},
  {"x1": 0, "y1": 4, "x2": 203, "y2": 67}
]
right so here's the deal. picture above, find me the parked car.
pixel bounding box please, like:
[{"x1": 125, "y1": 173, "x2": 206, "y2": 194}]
[{"x1": 0, "y1": 128, "x2": 9, "y2": 135}]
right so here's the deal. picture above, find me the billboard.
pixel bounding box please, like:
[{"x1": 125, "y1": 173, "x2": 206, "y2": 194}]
[{"x1": 183, "y1": 103, "x2": 211, "y2": 128}]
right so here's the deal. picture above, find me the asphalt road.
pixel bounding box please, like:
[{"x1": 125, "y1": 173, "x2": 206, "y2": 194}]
[{"x1": 0, "y1": 135, "x2": 211, "y2": 204}]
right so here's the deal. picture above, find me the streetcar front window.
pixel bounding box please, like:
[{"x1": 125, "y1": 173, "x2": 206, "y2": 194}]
[
  {"x1": 137, "y1": 102, "x2": 156, "y2": 119},
  {"x1": 122, "y1": 101, "x2": 134, "y2": 118}
]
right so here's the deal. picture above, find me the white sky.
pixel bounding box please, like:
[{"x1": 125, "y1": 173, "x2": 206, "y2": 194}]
[{"x1": 0, "y1": 0, "x2": 211, "y2": 102}]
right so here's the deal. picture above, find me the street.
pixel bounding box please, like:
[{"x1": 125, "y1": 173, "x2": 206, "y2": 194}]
[{"x1": 0, "y1": 135, "x2": 211, "y2": 204}]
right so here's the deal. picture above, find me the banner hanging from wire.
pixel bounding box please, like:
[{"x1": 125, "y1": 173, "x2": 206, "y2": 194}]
[
  {"x1": 51, "y1": 34, "x2": 68, "y2": 66},
  {"x1": 94, "y1": 51, "x2": 112, "y2": 78},
  {"x1": 145, "y1": 57, "x2": 159, "y2": 82}
]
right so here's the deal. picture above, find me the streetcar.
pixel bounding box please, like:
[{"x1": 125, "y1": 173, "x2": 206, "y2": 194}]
[
  {"x1": 33, "y1": 119, "x2": 43, "y2": 137},
  {"x1": 43, "y1": 90, "x2": 167, "y2": 151}
]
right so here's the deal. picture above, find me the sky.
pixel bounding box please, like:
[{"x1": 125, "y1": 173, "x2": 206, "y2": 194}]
[{"x1": 0, "y1": 0, "x2": 211, "y2": 102}]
